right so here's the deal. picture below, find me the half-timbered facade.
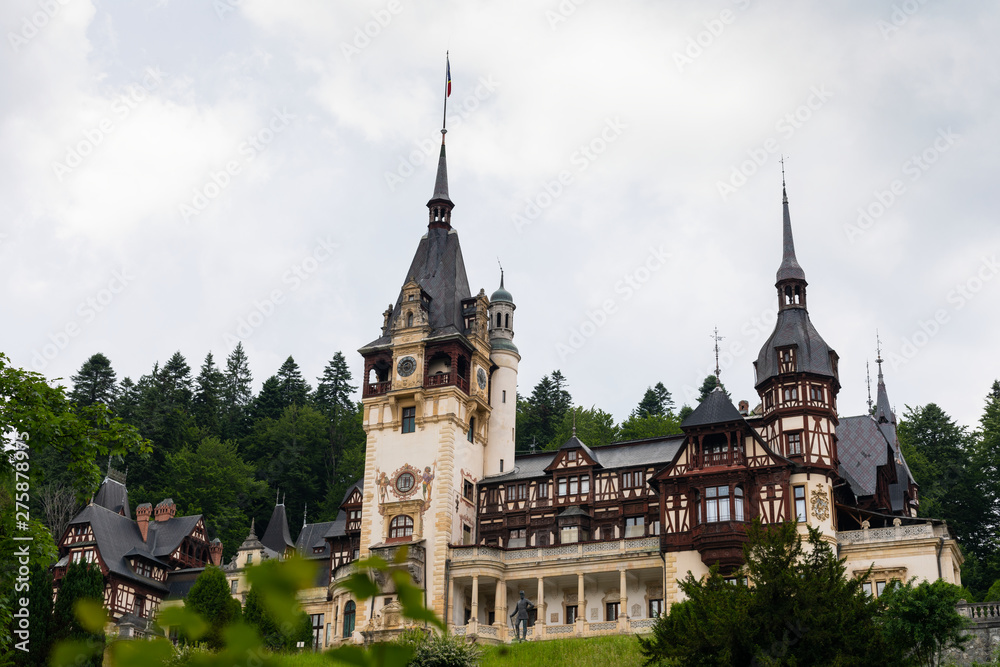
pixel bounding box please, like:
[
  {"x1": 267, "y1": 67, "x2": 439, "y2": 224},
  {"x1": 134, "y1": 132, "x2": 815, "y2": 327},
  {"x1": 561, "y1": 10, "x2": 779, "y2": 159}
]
[{"x1": 52, "y1": 469, "x2": 222, "y2": 637}]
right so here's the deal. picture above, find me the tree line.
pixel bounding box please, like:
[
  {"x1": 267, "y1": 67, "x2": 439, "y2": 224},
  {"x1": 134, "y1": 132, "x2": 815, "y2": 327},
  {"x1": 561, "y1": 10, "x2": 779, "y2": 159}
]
[{"x1": 31, "y1": 346, "x2": 367, "y2": 562}]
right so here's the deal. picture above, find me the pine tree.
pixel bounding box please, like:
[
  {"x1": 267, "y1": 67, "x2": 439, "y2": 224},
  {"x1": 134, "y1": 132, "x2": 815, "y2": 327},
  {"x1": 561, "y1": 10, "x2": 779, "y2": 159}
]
[
  {"x1": 18, "y1": 564, "x2": 53, "y2": 666},
  {"x1": 697, "y1": 374, "x2": 729, "y2": 402},
  {"x1": 221, "y1": 343, "x2": 253, "y2": 440},
  {"x1": 114, "y1": 377, "x2": 140, "y2": 423},
  {"x1": 314, "y1": 352, "x2": 362, "y2": 498},
  {"x1": 633, "y1": 382, "x2": 675, "y2": 418},
  {"x1": 276, "y1": 356, "x2": 310, "y2": 408},
  {"x1": 193, "y1": 352, "x2": 225, "y2": 438},
  {"x1": 517, "y1": 371, "x2": 573, "y2": 450},
  {"x1": 252, "y1": 376, "x2": 285, "y2": 422},
  {"x1": 69, "y1": 353, "x2": 117, "y2": 408}
]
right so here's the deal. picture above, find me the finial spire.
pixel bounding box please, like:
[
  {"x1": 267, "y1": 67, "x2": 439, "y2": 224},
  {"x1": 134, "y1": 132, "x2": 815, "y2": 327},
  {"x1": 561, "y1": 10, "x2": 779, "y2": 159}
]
[
  {"x1": 427, "y1": 53, "x2": 454, "y2": 228},
  {"x1": 572, "y1": 408, "x2": 577, "y2": 437},
  {"x1": 711, "y1": 327, "x2": 725, "y2": 380},
  {"x1": 866, "y1": 360, "x2": 873, "y2": 414},
  {"x1": 249, "y1": 518, "x2": 257, "y2": 539},
  {"x1": 498, "y1": 258, "x2": 504, "y2": 288},
  {"x1": 776, "y1": 160, "x2": 805, "y2": 283},
  {"x1": 875, "y1": 330, "x2": 884, "y2": 383},
  {"x1": 303, "y1": 503, "x2": 307, "y2": 529}
]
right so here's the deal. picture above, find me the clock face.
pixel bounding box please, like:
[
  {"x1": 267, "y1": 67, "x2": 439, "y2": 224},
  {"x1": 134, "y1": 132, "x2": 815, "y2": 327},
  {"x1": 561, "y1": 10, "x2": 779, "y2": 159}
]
[
  {"x1": 477, "y1": 367, "x2": 488, "y2": 390},
  {"x1": 397, "y1": 356, "x2": 416, "y2": 377}
]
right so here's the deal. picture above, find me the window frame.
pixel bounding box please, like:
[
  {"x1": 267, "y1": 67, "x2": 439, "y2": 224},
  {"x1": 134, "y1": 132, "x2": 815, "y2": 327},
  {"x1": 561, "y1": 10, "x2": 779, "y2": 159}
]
[
  {"x1": 388, "y1": 515, "x2": 414, "y2": 541},
  {"x1": 401, "y1": 406, "x2": 416, "y2": 434},
  {"x1": 794, "y1": 485, "x2": 807, "y2": 522}
]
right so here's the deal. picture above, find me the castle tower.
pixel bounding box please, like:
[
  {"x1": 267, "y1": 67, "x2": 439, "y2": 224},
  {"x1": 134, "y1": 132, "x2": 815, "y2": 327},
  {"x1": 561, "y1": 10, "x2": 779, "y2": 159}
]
[
  {"x1": 357, "y1": 124, "x2": 495, "y2": 624},
  {"x1": 753, "y1": 178, "x2": 840, "y2": 538},
  {"x1": 486, "y1": 272, "x2": 518, "y2": 476}
]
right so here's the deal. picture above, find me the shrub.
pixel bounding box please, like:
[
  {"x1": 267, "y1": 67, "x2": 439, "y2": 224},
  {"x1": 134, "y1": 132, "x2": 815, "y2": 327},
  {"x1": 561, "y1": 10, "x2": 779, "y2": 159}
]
[{"x1": 395, "y1": 629, "x2": 481, "y2": 667}]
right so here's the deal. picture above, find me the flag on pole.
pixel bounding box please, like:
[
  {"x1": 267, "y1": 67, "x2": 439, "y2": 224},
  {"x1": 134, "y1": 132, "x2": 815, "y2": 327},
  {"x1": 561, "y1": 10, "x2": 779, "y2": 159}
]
[{"x1": 446, "y1": 55, "x2": 452, "y2": 97}]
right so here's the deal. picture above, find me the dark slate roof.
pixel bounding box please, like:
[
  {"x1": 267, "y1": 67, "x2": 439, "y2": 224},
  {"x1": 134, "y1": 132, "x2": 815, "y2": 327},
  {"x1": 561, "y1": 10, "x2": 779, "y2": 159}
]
[
  {"x1": 261, "y1": 503, "x2": 295, "y2": 555},
  {"x1": 559, "y1": 435, "x2": 597, "y2": 462},
  {"x1": 296, "y1": 517, "x2": 339, "y2": 557},
  {"x1": 837, "y1": 416, "x2": 889, "y2": 498},
  {"x1": 490, "y1": 338, "x2": 519, "y2": 354},
  {"x1": 67, "y1": 504, "x2": 201, "y2": 592},
  {"x1": 681, "y1": 387, "x2": 744, "y2": 428},
  {"x1": 557, "y1": 506, "x2": 589, "y2": 518},
  {"x1": 93, "y1": 477, "x2": 130, "y2": 519},
  {"x1": 430, "y1": 138, "x2": 451, "y2": 203},
  {"x1": 484, "y1": 435, "x2": 684, "y2": 483},
  {"x1": 776, "y1": 187, "x2": 806, "y2": 282},
  {"x1": 362, "y1": 227, "x2": 472, "y2": 349},
  {"x1": 164, "y1": 568, "x2": 206, "y2": 600},
  {"x1": 754, "y1": 307, "x2": 837, "y2": 387}
]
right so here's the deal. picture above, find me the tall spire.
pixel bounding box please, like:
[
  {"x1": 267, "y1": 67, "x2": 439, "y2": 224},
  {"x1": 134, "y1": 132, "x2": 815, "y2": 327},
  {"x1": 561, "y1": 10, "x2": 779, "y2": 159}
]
[
  {"x1": 874, "y1": 332, "x2": 894, "y2": 424},
  {"x1": 776, "y1": 158, "x2": 806, "y2": 283},
  {"x1": 428, "y1": 53, "x2": 454, "y2": 229}
]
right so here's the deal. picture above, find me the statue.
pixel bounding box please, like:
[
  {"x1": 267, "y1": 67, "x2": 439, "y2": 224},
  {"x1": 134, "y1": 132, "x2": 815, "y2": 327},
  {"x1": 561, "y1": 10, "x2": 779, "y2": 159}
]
[{"x1": 509, "y1": 590, "x2": 535, "y2": 641}]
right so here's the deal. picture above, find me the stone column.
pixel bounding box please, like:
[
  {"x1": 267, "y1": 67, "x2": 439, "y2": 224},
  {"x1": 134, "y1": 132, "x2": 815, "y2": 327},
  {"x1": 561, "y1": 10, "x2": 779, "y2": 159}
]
[
  {"x1": 470, "y1": 576, "x2": 479, "y2": 633},
  {"x1": 576, "y1": 573, "x2": 585, "y2": 635},
  {"x1": 619, "y1": 568, "x2": 629, "y2": 631},
  {"x1": 494, "y1": 578, "x2": 505, "y2": 639},
  {"x1": 447, "y1": 576, "x2": 454, "y2": 632},
  {"x1": 536, "y1": 577, "x2": 546, "y2": 636}
]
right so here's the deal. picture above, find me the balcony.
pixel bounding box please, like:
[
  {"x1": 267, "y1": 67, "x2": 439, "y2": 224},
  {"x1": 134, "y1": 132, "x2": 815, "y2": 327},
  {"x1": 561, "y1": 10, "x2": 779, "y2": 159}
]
[
  {"x1": 364, "y1": 381, "x2": 391, "y2": 397},
  {"x1": 692, "y1": 521, "x2": 749, "y2": 569},
  {"x1": 424, "y1": 372, "x2": 469, "y2": 393}
]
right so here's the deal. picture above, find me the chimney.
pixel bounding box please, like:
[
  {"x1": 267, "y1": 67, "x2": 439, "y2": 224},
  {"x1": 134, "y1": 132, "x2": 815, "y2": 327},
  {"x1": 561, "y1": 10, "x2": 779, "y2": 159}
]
[
  {"x1": 209, "y1": 538, "x2": 223, "y2": 566},
  {"x1": 136, "y1": 503, "x2": 152, "y2": 542},
  {"x1": 738, "y1": 400, "x2": 749, "y2": 416},
  {"x1": 154, "y1": 498, "x2": 177, "y2": 522}
]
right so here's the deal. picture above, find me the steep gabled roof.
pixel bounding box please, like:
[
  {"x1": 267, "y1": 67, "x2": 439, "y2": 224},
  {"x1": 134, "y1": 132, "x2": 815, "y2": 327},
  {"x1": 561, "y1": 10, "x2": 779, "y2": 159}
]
[
  {"x1": 93, "y1": 476, "x2": 130, "y2": 518},
  {"x1": 837, "y1": 415, "x2": 891, "y2": 499},
  {"x1": 681, "y1": 387, "x2": 744, "y2": 428},
  {"x1": 261, "y1": 503, "x2": 295, "y2": 555}
]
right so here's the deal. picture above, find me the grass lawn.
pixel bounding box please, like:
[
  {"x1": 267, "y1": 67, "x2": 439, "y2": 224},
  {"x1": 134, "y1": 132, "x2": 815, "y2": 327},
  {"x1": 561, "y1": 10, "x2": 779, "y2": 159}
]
[
  {"x1": 479, "y1": 634, "x2": 646, "y2": 667},
  {"x1": 275, "y1": 634, "x2": 647, "y2": 666}
]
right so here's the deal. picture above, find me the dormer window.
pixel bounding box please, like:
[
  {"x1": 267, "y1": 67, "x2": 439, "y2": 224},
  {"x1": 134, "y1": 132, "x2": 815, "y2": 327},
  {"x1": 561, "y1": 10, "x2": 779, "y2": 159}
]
[{"x1": 567, "y1": 451, "x2": 577, "y2": 461}]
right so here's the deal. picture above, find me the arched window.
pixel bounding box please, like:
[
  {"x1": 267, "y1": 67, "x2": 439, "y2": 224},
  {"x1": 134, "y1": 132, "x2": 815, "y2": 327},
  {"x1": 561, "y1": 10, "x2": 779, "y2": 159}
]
[
  {"x1": 407, "y1": 312, "x2": 414, "y2": 327},
  {"x1": 468, "y1": 417, "x2": 475, "y2": 442},
  {"x1": 504, "y1": 313, "x2": 509, "y2": 328},
  {"x1": 389, "y1": 515, "x2": 414, "y2": 540},
  {"x1": 735, "y1": 486, "x2": 745, "y2": 522},
  {"x1": 496, "y1": 312, "x2": 502, "y2": 328},
  {"x1": 343, "y1": 601, "x2": 355, "y2": 638}
]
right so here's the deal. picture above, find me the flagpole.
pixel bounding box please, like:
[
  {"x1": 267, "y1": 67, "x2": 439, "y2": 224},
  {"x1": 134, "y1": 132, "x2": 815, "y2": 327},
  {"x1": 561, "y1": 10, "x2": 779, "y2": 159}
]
[{"x1": 442, "y1": 51, "x2": 449, "y2": 136}]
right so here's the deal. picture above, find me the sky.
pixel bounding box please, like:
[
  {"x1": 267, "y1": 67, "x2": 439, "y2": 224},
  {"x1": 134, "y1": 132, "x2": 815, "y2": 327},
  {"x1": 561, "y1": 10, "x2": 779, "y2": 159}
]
[{"x1": 2, "y1": 0, "x2": 998, "y2": 432}]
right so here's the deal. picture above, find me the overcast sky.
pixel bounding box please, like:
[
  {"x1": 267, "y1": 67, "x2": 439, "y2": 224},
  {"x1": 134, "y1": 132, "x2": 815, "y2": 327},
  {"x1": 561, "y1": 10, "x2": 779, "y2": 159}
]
[{"x1": 3, "y1": 0, "x2": 997, "y2": 432}]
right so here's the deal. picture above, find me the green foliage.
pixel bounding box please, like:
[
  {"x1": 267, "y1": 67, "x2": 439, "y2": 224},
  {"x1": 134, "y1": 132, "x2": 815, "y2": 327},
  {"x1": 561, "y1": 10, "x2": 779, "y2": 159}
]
[
  {"x1": 166, "y1": 437, "x2": 270, "y2": 561},
  {"x1": 633, "y1": 382, "x2": 674, "y2": 418},
  {"x1": 898, "y1": 400, "x2": 998, "y2": 597},
  {"x1": 243, "y1": 588, "x2": 312, "y2": 651},
  {"x1": 639, "y1": 521, "x2": 888, "y2": 665},
  {"x1": 192, "y1": 352, "x2": 225, "y2": 438},
  {"x1": 880, "y1": 579, "x2": 969, "y2": 666},
  {"x1": 69, "y1": 352, "x2": 117, "y2": 408},
  {"x1": 394, "y1": 629, "x2": 481, "y2": 667},
  {"x1": 184, "y1": 566, "x2": 242, "y2": 649},
  {"x1": 50, "y1": 562, "x2": 106, "y2": 667},
  {"x1": 0, "y1": 353, "x2": 151, "y2": 501},
  {"x1": 516, "y1": 370, "x2": 573, "y2": 451},
  {"x1": 986, "y1": 579, "x2": 1000, "y2": 602},
  {"x1": 548, "y1": 406, "x2": 619, "y2": 449},
  {"x1": 618, "y1": 413, "x2": 683, "y2": 442},
  {"x1": 696, "y1": 374, "x2": 729, "y2": 402},
  {"x1": 12, "y1": 564, "x2": 54, "y2": 667}
]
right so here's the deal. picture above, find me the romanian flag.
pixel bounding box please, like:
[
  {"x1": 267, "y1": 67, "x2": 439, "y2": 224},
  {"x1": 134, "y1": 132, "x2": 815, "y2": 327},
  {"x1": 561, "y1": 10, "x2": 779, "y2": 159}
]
[{"x1": 446, "y1": 55, "x2": 452, "y2": 97}]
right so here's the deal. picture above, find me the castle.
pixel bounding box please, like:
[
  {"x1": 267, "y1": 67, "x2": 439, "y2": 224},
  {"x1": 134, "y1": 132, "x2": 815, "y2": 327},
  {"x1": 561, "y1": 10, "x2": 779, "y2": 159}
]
[{"x1": 54, "y1": 120, "x2": 964, "y2": 648}]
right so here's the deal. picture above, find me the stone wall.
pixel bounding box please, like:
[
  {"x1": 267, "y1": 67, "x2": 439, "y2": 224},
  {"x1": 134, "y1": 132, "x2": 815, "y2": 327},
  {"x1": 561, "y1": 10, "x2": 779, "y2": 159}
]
[{"x1": 942, "y1": 602, "x2": 1000, "y2": 665}]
